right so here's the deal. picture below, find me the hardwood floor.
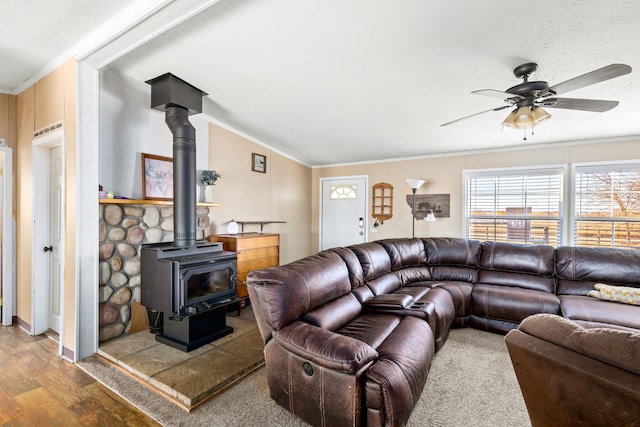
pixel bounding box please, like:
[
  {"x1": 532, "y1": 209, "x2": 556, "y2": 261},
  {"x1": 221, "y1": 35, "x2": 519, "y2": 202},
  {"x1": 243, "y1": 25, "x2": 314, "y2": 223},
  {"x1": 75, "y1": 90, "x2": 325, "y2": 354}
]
[{"x1": 0, "y1": 325, "x2": 159, "y2": 426}]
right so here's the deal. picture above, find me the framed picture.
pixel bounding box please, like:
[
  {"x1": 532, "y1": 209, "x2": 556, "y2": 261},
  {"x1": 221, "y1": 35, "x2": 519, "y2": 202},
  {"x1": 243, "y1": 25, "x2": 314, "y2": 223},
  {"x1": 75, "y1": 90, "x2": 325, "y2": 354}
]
[
  {"x1": 141, "y1": 153, "x2": 173, "y2": 200},
  {"x1": 252, "y1": 153, "x2": 267, "y2": 173}
]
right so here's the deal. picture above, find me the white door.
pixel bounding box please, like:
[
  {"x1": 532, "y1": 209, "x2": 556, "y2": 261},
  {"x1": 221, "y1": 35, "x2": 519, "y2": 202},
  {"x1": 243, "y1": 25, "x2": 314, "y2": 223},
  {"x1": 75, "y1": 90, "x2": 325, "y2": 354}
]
[
  {"x1": 32, "y1": 129, "x2": 64, "y2": 338},
  {"x1": 48, "y1": 146, "x2": 63, "y2": 333},
  {"x1": 0, "y1": 147, "x2": 14, "y2": 326},
  {"x1": 320, "y1": 176, "x2": 367, "y2": 250}
]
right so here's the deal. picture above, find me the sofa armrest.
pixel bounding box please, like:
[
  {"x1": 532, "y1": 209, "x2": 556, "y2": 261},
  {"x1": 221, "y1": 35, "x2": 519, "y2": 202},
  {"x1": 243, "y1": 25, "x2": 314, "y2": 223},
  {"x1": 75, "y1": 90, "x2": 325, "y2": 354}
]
[
  {"x1": 518, "y1": 313, "x2": 640, "y2": 375},
  {"x1": 363, "y1": 293, "x2": 415, "y2": 310},
  {"x1": 273, "y1": 321, "x2": 379, "y2": 373}
]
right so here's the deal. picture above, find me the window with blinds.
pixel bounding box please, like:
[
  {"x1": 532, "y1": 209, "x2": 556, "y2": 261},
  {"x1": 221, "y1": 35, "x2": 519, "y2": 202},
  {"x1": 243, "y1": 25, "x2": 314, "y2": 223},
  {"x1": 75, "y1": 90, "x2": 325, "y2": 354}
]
[
  {"x1": 464, "y1": 168, "x2": 564, "y2": 245},
  {"x1": 574, "y1": 163, "x2": 640, "y2": 249}
]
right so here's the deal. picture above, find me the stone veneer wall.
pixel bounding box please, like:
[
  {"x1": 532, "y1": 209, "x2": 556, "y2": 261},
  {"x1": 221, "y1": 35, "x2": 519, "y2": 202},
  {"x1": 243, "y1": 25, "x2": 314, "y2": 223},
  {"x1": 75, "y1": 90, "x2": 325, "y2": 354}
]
[{"x1": 99, "y1": 203, "x2": 211, "y2": 342}]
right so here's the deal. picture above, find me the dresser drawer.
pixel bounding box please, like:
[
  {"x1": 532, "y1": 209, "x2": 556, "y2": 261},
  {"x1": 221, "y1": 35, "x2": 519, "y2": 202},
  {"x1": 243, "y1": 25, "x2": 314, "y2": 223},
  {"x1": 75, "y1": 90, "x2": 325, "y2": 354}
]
[{"x1": 234, "y1": 234, "x2": 279, "y2": 251}]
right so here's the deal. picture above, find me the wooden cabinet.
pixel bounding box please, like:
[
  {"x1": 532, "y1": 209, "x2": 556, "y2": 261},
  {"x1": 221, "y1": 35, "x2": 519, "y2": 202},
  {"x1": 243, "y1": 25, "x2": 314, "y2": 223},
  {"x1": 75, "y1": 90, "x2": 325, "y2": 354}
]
[
  {"x1": 372, "y1": 182, "x2": 393, "y2": 221},
  {"x1": 209, "y1": 233, "x2": 280, "y2": 300}
]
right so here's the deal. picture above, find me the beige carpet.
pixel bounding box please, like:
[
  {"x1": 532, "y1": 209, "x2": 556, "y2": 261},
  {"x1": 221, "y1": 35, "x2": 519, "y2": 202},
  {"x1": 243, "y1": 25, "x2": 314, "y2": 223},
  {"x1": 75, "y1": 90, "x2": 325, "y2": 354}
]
[{"x1": 79, "y1": 327, "x2": 531, "y2": 427}]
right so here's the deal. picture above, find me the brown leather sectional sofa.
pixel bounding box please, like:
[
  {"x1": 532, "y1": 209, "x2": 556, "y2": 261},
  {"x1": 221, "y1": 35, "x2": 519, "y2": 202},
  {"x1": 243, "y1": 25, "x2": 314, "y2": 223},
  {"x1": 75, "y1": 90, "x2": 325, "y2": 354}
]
[{"x1": 246, "y1": 237, "x2": 640, "y2": 426}]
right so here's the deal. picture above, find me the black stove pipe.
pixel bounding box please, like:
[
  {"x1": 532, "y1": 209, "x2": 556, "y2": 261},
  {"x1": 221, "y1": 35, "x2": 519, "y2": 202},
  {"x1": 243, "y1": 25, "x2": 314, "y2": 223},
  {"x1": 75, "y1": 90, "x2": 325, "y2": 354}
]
[
  {"x1": 146, "y1": 73, "x2": 207, "y2": 247},
  {"x1": 165, "y1": 106, "x2": 196, "y2": 246}
]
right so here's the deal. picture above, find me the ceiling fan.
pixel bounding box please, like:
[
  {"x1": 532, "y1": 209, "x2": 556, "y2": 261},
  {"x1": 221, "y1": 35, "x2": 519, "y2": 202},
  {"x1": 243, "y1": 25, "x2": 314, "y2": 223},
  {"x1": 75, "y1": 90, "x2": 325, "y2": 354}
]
[{"x1": 441, "y1": 62, "x2": 632, "y2": 139}]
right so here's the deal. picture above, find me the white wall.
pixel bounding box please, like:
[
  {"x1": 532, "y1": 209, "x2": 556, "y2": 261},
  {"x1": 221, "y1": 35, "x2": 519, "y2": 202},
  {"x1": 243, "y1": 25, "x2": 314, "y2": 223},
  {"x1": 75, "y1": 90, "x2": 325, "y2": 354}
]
[
  {"x1": 99, "y1": 69, "x2": 210, "y2": 198},
  {"x1": 76, "y1": 62, "x2": 99, "y2": 360}
]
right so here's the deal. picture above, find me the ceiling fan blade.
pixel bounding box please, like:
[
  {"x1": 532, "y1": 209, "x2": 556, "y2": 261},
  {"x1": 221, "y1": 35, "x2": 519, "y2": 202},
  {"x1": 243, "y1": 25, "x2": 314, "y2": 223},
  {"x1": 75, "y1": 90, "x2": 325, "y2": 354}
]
[
  {"x1": 539, "y1": 97, "x2": 619, "y2": 112},
  {"x1": 472, "y1": 89, "x2": 523, "y2": 103},
  {"x1": 441, "y1": 105, "x2": 511, "y2": 127},
  {"x1": 547, "y1": 64, "x2": 631, "y2": 96}
]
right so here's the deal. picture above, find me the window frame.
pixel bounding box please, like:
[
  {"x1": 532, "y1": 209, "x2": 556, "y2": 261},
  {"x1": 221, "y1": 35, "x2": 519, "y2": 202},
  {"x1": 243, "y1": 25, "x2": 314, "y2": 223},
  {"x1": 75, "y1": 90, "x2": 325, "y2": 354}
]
[
  {"x1": 463, "y1": 164, "x2": 569, "y2": 246},
  {"x1": 571, "y1": 160, "x2": 640, "y2": 249}
]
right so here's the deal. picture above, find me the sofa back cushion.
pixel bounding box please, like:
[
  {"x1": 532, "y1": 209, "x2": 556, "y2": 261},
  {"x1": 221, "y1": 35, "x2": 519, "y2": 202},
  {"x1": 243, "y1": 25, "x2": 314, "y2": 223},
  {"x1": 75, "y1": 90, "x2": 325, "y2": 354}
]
[
  {"x1": 555, "y1": 246, "x2": 640, "y2": 295},
  {"x1": 378, "y1": 238, "x2": 431, "y2": 285},
  {"x1": 302, "y1": 293, "x2": 363, "y2": 331},
  {"x1": 247, "y1": 249, "x2": 354, "y2": 337},
  {"x1": 349, "y1": 242, "x2": 392, "y2": 279},
  {"x1": 378, "y1": 238, "x2": 427, "y2": 269},
  {"x1": 330, "y1": 246, "x2": 365, "y2": 289},
  {"x1": 424, "y1": 238, "x2": 481, "y2": 283},
  {"x1": 478, "y1": 242, "x2": 556, "y2": 293},
  {"x1": 349, "y1": 242, "x2": 405, "y2": 295}
]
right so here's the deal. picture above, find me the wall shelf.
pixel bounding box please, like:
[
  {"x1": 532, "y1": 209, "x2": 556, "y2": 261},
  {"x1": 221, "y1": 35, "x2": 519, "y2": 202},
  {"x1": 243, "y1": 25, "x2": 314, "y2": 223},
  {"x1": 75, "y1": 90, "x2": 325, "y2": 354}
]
[
  {"x1": 234, "y1": 221, "x2": 286, "y2": 232},
  {"x1": 99, "y1": 198, "x2": 221, "y2": 207},
  {"x1": 372, "y1": 182, "x2": 393, "y2": 221}
]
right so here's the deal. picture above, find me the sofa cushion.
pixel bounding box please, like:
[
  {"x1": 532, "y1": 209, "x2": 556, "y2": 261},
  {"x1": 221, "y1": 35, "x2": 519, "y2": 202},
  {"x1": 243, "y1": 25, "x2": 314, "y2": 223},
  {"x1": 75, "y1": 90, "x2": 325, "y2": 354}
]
[
  {"x1": 366, "y1": 272, "x2": 403, "y2": 295},
  {"x1": 480, "y1": 241, "x2": 555, "y2": 275},
  {"x1": 424, "y1": 237, "x2": 481, "y2": 266},
  {"x1": 472, "y1": 284, "x2": 561, "y2": 328},
  {"x1": 423, "y1": 238, "x2": 481, "y2": 283},
  {"x1": 303, "y1": 293, "x2": 363, "y2": 331},
  {"x1": 365, "y1": 316, "x2": 434, "y2": 427},
  {"x1": 349, "y1": 242, "x2": 392, "y2": 280},
  {"x1": 588, "y1": 283, "x2": 640, "y2": 306},
  {"x1": 378, "y1": 238, "x2": 427, "y2": 270},
  {"x1": 556, "y1": 246, "x2": 640, "y2": 295},
  {"x1": 426, "y1": 281, "x2": 474, "y2": 327},
  {"x1": 337, "y1": 313, "x2": 397, "y2": 348},
  {"x1": 478, "y1": 242, "x2": 556, "y2": 293},
  {"x1": 560, "y1": 295, "x2": 640, "y2": 330},
  {"x1": 478, "y1": 269, "x2": 556, "y2": 294},
  {"x1": 329, "y1": 246, "x2": 365, "y2": 289},
  {"x1": 397, "y1": 286, "x2": 455, "y2": 350}
]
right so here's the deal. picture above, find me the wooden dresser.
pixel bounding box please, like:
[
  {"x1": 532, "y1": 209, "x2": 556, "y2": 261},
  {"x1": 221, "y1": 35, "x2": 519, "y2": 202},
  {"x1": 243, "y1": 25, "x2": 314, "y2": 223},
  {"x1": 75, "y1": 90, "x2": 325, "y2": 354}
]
[{"x1": 209, "y1": 233, "x2": 280, "y2": 304}]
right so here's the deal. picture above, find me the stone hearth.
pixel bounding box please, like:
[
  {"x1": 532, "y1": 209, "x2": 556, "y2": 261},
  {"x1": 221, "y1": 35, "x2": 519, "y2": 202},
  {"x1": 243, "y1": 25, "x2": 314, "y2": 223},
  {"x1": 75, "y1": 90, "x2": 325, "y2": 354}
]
[{"x1": 99, "y1": 203, "x2": 212, "y2": 343}]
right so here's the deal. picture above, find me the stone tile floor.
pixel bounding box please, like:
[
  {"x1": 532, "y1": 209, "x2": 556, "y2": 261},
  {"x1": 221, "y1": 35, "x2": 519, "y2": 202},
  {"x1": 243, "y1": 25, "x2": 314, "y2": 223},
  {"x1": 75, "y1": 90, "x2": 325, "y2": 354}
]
[{"x1": 97, "y1": 307, "x2": 264, "y2": 410}]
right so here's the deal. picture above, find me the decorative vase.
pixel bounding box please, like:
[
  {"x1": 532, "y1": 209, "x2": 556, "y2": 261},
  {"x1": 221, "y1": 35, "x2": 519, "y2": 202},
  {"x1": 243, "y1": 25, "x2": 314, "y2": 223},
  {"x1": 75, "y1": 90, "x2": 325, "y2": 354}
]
[
  {"x1": 197, "y1": 183, "x2": 206, "y2": 203},
  {"x1": 204, "y1": 185, "x2": 214, "y2": 203}
]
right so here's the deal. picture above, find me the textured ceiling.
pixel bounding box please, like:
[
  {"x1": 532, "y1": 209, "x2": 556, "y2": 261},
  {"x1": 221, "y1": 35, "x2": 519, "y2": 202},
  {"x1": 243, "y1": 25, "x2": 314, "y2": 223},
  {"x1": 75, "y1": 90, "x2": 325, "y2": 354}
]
[
  {"x1": 3, "y1": 0, "x2": 640, "y2": 166},
  {"x1": 0, "y1": 0, "x2": 132, "y2": 91}
]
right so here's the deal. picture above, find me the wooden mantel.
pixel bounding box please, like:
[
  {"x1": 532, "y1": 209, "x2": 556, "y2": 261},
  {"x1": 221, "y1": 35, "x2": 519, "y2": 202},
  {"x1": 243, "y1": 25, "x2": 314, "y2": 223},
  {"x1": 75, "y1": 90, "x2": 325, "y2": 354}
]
[{"x1": 99, "y1": 198, "x2": 220, "y2": 207}]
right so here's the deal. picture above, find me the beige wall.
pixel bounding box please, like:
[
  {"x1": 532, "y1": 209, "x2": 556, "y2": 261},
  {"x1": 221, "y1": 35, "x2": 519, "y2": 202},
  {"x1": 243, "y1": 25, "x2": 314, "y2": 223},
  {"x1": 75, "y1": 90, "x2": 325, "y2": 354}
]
[
  {"x1": 313, "y1": 139, "x2": 640, "y2": 244},
  {"x1": 15, "y1": 59, "x2": 78, "y2": 354},
  {"x1": 16, "y1": 86, "x2": 34, "y2": 323},
  {"x1": 62, "y1": 59, "x2": 77, "y2": 353},
  {"x1": 209, "y1": 123, "x2": 313, "y2": 263},
  {"x1": 0, "y1": 93, "x2": 17, "y2": 145}
]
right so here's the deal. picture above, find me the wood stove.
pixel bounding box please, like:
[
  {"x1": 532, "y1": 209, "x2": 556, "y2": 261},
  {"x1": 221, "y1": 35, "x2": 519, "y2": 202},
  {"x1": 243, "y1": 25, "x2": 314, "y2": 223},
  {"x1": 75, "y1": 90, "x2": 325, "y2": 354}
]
[
  {"x1": 141, "y1": 241, "x2": 238, "y2": 351},
  {"x1": 140, "y1": 73, "x2": 239, "y2": 352}
]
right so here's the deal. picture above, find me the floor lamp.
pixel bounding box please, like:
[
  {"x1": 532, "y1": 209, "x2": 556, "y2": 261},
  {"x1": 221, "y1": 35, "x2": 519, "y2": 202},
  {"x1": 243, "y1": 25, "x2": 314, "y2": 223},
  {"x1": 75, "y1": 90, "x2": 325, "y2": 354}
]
[{"x1": 406, "y1": 179, "x2": 425, "y2": 237}]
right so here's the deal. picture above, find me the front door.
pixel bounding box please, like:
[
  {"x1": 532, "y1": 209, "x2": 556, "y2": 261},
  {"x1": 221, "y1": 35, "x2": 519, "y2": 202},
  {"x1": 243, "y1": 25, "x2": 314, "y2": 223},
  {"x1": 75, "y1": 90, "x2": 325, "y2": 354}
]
[{"x1": 320, "y1": 176, "x2": 367, "y2": 250}]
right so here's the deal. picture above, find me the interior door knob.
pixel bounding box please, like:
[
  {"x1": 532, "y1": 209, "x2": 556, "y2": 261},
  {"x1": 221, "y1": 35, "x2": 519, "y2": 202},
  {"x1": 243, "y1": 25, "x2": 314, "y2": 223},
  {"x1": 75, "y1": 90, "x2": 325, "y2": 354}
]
[{"x1": 43, "y1": 246, "x2": 53, "y2": 252}]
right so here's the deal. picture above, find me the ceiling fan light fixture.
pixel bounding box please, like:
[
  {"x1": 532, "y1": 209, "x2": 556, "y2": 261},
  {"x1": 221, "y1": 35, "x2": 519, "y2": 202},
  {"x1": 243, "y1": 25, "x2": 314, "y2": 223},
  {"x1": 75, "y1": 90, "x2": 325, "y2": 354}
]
[
  {"x1": 531, "y1": 106, "x2": 551, "y2": 125},
  {"x1": 501, "y1": 110, "x2": 518, "y2": 129},
  {"x1": 514, "y1": 105, "x2": 533, "y2": 127}
]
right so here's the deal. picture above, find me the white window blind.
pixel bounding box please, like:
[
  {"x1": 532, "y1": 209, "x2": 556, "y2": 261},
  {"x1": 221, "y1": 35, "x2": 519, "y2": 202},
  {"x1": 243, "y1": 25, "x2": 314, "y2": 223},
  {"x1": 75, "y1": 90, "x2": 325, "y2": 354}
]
[
  {"x1": 574, "y1": 163, "x2": 640, "y2": 249},
  {"x1": 464, "y1": 168, "x2": 564, "y2": 245}
]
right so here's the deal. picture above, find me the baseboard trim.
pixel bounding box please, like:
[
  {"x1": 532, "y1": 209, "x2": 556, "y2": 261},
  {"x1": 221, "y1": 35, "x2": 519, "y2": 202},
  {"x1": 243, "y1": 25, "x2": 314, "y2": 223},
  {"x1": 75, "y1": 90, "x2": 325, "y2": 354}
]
[{"x1": 15, "y1": 316, "x2": 31, "y2": 334}]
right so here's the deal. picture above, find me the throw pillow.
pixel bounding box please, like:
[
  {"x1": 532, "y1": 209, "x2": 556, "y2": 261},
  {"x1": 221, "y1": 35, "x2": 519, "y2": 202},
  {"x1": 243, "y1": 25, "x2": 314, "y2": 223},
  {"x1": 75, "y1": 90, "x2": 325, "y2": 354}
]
[{"x1": 589, "y1": 283, "x2": 640, "y2": 306}]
